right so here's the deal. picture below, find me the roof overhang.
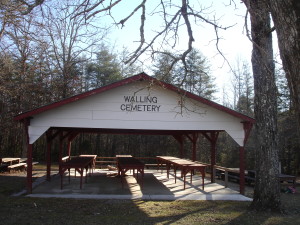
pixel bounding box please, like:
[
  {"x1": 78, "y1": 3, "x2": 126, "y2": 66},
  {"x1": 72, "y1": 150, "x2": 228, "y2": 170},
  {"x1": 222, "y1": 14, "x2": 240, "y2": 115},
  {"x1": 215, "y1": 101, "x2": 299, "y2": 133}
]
[{"x1": 15, "y1": 73, "x2": 255, "y2": 146}]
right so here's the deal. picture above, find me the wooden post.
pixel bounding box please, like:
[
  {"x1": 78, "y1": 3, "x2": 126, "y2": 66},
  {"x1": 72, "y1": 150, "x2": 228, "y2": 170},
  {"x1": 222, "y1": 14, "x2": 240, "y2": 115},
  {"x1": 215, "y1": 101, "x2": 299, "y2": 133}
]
[
  {"x1": 59, "y1": 132, "x2": 64, "y2": 174},
  {"x1": 185, "y1": 133, "x2": 199, "y2": 161},
  {"x1": 67, "y1": 132, "x2": 79, "y2": 157},
  {"x1": 46, "y1": 130, "x2": 52, "y2": 181},
  {"x1": 202, "y1": 131, "x2": 219, "y2": 183},
  {"x1": 180, "y1": 140, "x2": 184, "y2": 158},
  {"x1": 210, "y1": 135, "x2": 216, "y2": 183},
  {"x1": 23, "y1": 118, "x2": 33, "y2": 193},
  {"x1": 239, "y1": 146, "x2": 245, "y2": 195},
  {"x1": 46, "y1": 130, "x2": 61, "y2": 181},
  {"x1": 173, "y1": 134, "x2": 185, "y2": 158},
  {"x1": 192, "y1": 133, "x2": 198, "y2": 161},
  {"x1": 46, "y1": 138, "x2": 52, "y2": 181},
  {"x1": 27, "y1": 144, "x2": 33, "y2": 193},
  {"x1": 67, "y1": 140, "x2": 72, "y2": 157}
]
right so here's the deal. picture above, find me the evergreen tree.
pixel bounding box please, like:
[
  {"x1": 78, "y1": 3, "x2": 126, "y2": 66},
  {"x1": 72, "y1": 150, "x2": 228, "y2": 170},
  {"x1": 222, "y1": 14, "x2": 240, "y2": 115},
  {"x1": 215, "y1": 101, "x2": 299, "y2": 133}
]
[
  {"x1": 152, "y1": 49, "x2": 216, "y2": 100},
  {"x1": 86, "y1": 45, "x2": 123, "y2": 89},
  {"x1": 178, "y1": 49, "x2": 216, "y2": 100},
  {"x1": 152, "y1": 52, "x2": 176, "y2": 84}
]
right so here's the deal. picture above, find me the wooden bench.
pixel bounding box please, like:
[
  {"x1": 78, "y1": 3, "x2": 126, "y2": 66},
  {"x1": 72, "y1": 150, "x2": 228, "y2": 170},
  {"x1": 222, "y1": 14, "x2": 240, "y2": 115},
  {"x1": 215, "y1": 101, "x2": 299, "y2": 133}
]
[
  {"x1": 61, "y1": 156, "x2": 70, "y2": 162},
  {"x1": 95, "y1": 157, "x2": 117, "y2": 168},
  {"x1": 7, "y1": 163, "x2": 27, "y2": 172},
  {"x1": 145, "y1": 163, "x2": 160, "y2": 169},
  {"x1": 95, "y1": 160, "x2": 117, "y2": 169},
  {"x1": 6, "y1": 162, "x2": 38, "y2": 173}
]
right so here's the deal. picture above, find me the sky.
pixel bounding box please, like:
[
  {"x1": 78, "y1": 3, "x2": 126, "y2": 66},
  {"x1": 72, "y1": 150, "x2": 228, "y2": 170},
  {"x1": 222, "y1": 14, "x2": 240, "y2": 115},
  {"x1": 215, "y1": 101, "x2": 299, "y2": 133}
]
[{"x1": 103, "y1": 0, "x2": 253, "y2": 103}]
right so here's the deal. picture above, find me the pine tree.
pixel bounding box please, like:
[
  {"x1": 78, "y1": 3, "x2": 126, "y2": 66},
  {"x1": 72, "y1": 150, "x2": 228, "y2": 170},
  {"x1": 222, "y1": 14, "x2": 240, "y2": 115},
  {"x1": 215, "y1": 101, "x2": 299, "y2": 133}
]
[{"x1": 85, "y1": 45, "x2": 123, "y2": 89}]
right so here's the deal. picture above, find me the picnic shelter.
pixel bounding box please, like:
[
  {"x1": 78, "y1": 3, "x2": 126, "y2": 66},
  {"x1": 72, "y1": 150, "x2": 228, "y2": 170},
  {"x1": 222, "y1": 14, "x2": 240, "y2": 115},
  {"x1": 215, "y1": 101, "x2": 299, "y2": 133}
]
[{"x1": 14, "y1": 72, "x2": 255, "y2": 194}]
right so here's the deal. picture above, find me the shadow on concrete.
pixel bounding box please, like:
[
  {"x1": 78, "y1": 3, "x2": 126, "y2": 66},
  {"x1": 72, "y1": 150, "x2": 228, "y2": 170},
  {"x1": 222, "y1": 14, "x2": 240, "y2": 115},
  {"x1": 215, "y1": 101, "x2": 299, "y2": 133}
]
[{"x1": 25, "y1": 169, "x2": 251, "y2": 201}]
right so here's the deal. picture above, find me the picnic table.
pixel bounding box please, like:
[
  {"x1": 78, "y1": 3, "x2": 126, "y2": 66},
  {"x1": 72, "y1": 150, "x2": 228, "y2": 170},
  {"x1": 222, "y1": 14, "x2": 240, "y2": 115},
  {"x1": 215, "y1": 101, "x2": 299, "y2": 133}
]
[
  {"x1": 79, "y1": 155, "x2": 97, "y2": 174},
  {"x1": 1, "y1": 158, "x2": 20, "y2": 165},
  {"x1": 0, "y1": 158, "x2": 28, "y2": 172},
  {"x1": 116, "y1": 155, "x2": 144, "y2": 188},
  {"x1": 59, "y1": 156, "x2": 95, "y2": 189},
  {"x1": 157, "y1": 156, "x2": 207, "y2": 190}
]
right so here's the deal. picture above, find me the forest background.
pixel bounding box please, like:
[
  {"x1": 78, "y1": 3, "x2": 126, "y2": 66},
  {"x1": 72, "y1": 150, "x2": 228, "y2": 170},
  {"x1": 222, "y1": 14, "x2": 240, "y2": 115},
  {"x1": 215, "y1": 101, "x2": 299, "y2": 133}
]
[{"x1": 0, "y1": 0, "x2": 299, "y2": 177}]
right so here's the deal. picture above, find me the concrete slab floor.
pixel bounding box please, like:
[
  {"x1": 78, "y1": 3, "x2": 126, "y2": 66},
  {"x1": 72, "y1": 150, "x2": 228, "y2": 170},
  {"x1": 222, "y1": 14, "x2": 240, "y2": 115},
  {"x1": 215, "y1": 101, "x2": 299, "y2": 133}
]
[{"x1": 26, "y1": 169, "x2": 252, "y2": 201}]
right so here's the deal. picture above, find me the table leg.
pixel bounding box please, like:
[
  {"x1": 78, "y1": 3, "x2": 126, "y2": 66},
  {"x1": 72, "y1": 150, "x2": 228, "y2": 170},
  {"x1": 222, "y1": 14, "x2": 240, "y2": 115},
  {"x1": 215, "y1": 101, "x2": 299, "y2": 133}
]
[
  {"x1": 200, "y1": 169, "x2": 205, "y2": 190},
  {"x1": 120, "y1": 169, "x2": 125, "y2": 188},
  {"x1": 174, "y1": 166, "x2": 177, "y2": 183},
  {"x1": 166, "y1": 163, "x2": 170, "y2": 179},
  {"x1": 80, "y1": 169, "x2": 83, "y2": 189},
  {"x1": 184, "y1": 172, "x2": 186, "y2": 189},
  {"x1": 85, "y1": 166, "x2": 89, "y2": 183},
  {"x1": 138, "y1": 168, "x2": 144, "y2": 189},
  {"x1": 68, "y1": 168, "x2": 71, "y2": 183},
  {"x1": 60, "y1": 168, "x2": 67, "y2": 189},
  {"x1": 61, "y1": 174, "x2": 63, "y2": 189}
]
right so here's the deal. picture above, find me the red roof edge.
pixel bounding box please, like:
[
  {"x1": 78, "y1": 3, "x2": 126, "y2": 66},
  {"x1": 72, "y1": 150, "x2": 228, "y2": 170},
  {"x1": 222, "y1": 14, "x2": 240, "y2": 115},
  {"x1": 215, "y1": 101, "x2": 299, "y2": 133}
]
[
  {"x1": 14, "y1": 72, "x2": 255, "y2": 123},
  {"x1": 14, "y1": 72, "x2": 150, "y2": 121},
  {"x1": 151, "y1": 78, "x2": 255, "y2": 123}
]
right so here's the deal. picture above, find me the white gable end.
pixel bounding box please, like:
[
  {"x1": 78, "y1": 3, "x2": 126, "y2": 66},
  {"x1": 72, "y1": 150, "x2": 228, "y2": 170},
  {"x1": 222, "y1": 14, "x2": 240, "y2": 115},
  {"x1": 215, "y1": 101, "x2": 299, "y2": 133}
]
[{"x1": 28, "y1": 80, "x2": 246, "y2": 145}]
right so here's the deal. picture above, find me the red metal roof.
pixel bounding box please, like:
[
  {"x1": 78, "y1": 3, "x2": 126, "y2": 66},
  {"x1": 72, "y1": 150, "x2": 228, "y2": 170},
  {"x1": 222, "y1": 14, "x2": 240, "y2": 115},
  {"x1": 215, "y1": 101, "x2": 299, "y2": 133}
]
[{"x1": 14, "y1": 72, "x2": 255, "y2": 123}]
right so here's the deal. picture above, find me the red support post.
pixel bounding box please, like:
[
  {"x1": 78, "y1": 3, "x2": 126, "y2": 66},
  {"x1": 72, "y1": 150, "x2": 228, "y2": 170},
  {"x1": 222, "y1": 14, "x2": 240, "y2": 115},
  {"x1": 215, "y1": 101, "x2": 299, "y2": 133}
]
[
  {"x1": 67, "y1": 132, "x2": 79, "y2": 157},
  {"x1": 202, "y1": 131, "x2": 219, "y2": 183},
  {"x1": 185, "y1": 133, "x2": 199, "y2": 161},
  {"x1": 192, "y1": 133, "x2": 198, "y2": 161},
  {"x1": 173, "y1": 134, "x2": 185, "y2": 158},
  {"x1": 67, "y1": 140, "x2": 72, "y2": 157},
  {"x1": 59, "y1": 132, "x2": 64, "y2": 174},
  {"x1": 23, "y1": 118, "x2": 33, "y2": 193},
  {"x1": 46, "y1": 141, "x2": 52, "y2": 181},
  {"x1": 46, "y1": 129, "x2": 61, "y2": 181},
  {"x1": 27, "y1": 144, "x2": 33, "y2": 193},
  {"x1": 211, "y1": 138, "x2": 216, "y2": 183},
  {"x1": 46, "y1": 132, "x2": 52, "y2": 181},
  {"x1": 239, "y1": 146, "x2": 245, "y2": 195}
]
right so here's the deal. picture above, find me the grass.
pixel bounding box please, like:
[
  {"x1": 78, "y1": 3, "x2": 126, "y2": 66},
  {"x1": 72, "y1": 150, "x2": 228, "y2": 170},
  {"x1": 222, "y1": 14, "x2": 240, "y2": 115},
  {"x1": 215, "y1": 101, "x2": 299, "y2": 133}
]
[{"x1": 0, "y1": 166, "x2": 300, "y2": 225}]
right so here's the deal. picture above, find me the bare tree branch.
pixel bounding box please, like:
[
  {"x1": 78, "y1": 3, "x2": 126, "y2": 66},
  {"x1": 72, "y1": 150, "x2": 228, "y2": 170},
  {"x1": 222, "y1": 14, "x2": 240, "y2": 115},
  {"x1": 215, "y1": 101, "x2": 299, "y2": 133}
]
[
  {"x1": 68, "y1": 0, "x2": 240, "y2": 79},
  {"x1": 118, "y1": 0, "x2": 147, "y2": 27},
  {"x1": 18, "y1": 0, "x2": 45, "y2": 15},
  {"x1": 125, "y1": 9, "x2": 181, "y2": 65}
]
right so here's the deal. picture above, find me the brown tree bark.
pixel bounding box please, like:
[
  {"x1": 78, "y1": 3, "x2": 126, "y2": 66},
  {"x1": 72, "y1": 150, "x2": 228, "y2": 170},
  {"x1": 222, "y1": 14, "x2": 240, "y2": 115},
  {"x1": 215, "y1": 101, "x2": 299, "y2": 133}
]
[
  {"x1": 269, "y1": 0, "x2": 300, "y2": 124},
  {"x1": 243, "y1": 0, "x2": 281, "y2": 211}
]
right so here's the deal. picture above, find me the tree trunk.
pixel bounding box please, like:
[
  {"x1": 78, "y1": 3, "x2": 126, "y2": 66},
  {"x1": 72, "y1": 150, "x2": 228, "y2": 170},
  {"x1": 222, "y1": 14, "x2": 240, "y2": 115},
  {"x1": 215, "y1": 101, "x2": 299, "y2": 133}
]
[
  {"x1": 269, "y1": 0, "x2": 300, "y2": 124},
  {"x1": 243, "y1": 0, "x2": 281, "y2": 211}
]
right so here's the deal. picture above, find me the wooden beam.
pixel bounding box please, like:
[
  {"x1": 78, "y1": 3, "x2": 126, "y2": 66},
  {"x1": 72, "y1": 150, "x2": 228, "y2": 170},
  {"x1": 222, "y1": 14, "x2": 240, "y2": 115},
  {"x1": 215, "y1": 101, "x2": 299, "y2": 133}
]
[
  {"x1": 242, "y1": 121, "x2": 253, "y2": 144},
  {"x1": 185, "y1": 133, "x2": 199, "y2": 161},
  {"x1": 202, "y1": 131, "x2": 219, "y2": 183},
  {"x1": 173, "y1": 134, "x2": 185, "y2": 158},
  {"x1": 67, "y1": 132, "x2": 79, "y2": 157}
]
